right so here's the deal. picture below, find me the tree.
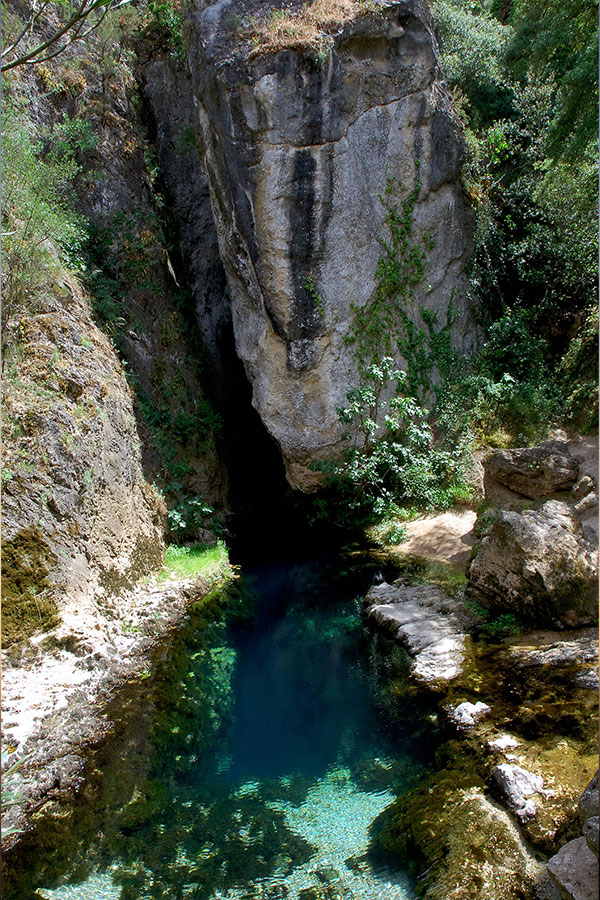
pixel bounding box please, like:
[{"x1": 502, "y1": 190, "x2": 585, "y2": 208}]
[
  {"x1": 1, "y1": 0, "x2": 133, "y2": 72},
  {"x1": 507, "y1": 0, "x2": 599, "y2": 159}
]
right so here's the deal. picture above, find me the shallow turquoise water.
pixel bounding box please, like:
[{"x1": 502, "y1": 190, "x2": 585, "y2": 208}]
[{"x1": 4, "y1": 553, "x2": 439, "y2": 900}]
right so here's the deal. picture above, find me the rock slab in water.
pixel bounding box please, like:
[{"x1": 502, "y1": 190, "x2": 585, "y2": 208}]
[
  {"x1": 364, "y1": 582, "x2": 468, "y2": 687},
  {"x1": 491, "y1": 763, "x2": 547, "y2": 821},
  {"x1": 483, "y1": 441, "x2": 579, "y2": 499},
  {"x1": 468, "y1": 501, "x2": 598, "y2": 628},
  {"x1": 547, "y1": 837, "x2": 600, "y2": 900}
]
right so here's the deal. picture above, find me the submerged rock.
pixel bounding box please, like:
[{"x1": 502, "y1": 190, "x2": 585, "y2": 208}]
[
  {"x1": 450, "y1": 700, "x2": 491, "y2": 728},
  {"x1": 483, "y1": 441, "x2": 579, "y2": 500},
  {"x1": 364, "y1": 582, "x2": 469, "y2": 688},
  {"x1": 547, "y1": 837, "x2": 599, "y2": 900},
  {"x1": 491, "y1": 764, "x2": 548, "y2": 822},
  {"x1": 467, "y1": 501, "x2": 598, "y2": 628},
  {"x1": 374, "y1": 780, "x2": 542, "y2": 900},
  {"x1": 488, "y1": 734, "x2": 521, "y2": 753},
  {"x1": 504, "y1": 631, "x2": 599, "y2": 672}
]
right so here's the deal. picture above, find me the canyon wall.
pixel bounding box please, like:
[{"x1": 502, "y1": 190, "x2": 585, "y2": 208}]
[{"x1": 188, "y1": 0, "x2": 475, "y2": 489}]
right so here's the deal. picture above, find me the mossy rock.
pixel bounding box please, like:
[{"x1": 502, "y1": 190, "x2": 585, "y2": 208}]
[
  {"x1": 371, "y1": 768, "x2": 539, "y2": 899},
  {"x1": 1, "y1": 526, "x2": 60, "y2": 646}
]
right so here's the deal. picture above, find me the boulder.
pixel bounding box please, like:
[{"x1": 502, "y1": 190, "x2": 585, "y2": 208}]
[
  {"x1": 491, "y1": 764, "x2": 547, "y2": 822},
  {"x1": 583, "y1": 817, "x2": 599, "y2": 858},
  {"x1": 468, "y1": 501, "x2": 598, "y2": 628},
  {"x1": 579, "y1": 771, "x2": 599, "y2": 824},
  {"x1": 364, "y1": 582, "x2": 469, "y2": 688},
  {"x1": 547, "y1": 837, "x2": 599, "y2": 900},
  {"x1": 484, "y1": 441, "x2": 579, "y2": 500}
]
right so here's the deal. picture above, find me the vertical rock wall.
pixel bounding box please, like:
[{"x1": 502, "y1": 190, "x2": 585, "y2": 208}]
[{"x1": 188, "y1": 0, "x2": 475, "y2": 490}]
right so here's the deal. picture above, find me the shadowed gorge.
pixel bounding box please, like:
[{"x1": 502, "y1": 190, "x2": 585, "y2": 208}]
[{"x1": 1, "y1": 2, "x2": 597, "y2": 899}]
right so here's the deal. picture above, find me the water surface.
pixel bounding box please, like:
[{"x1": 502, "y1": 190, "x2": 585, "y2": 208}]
[{"x1": 3, "y1": 552, "x2": 439, "y2": 900}]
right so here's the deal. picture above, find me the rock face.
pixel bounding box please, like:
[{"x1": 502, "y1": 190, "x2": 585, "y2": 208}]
[
  {"x1": 364, "y1": 581, "x2": 469, "y2": 687},
  {"x1": 139, "y1": 57, "x2": 229, "y2": 377},
  {"x1": 547, "y1": 837, "x2": 599, "y2": 900},
  {"x1": 483, "y1": 441, "x2": 579, "y2": 500},
  {"x1": 188, "y1": 0, "x2": 474, "y2": 489},
  {"x1": 1, "y1": 278, "x2": 165, "y2": 647},
  {"x1": 467, "y1": 500, "x2": 598, "y2": 627}
]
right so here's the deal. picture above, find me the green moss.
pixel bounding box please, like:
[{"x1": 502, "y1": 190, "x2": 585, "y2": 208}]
[
  {"x1": 370, "y1": 765, "x2": 484, "y2": 878},
  {"x1": 374, "y1": 552, "x2": 468, "y2": 596},
  {"x1": 1, "y1": 526, "x2": 60, "y2": 646},
  {"x1": 370, "y1": 760, "x2": 538, "y2": 899}
]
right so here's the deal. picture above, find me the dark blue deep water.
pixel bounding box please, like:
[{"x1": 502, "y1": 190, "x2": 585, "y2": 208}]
[{"x1": 2, "y1": 552, "x2": 439, "y2": 900}]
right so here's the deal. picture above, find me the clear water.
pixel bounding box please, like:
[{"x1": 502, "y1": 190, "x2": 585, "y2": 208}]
[{"x1": 3, "y1": 553, "x2": 439, "y2": 900}]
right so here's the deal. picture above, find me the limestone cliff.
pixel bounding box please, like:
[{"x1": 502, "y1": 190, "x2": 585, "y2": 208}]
[
  {"x1": 1, "y1": 275, "x2": 165, "y2": 648},
  {"x1": 188, "y1": 0, "x2": 474, "y2": 489}
]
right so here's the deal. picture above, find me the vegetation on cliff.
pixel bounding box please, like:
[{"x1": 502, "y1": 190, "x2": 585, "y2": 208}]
[{"x1": 309, "y1": 0, "x2": 597, "y2": 531}]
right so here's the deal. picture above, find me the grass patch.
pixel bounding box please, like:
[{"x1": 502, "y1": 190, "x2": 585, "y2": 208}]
[
  {"x1": 245, "y1": 0, "x2": 380, "y2": 57},
  {"x1": 156, "y1": 541, "x2": 229, "y2": 583}
]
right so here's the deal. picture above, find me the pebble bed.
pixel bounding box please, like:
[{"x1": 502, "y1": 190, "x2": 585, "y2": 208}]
[{"x1": 38, "y1": 765, "x2": 413, "y2": 900}]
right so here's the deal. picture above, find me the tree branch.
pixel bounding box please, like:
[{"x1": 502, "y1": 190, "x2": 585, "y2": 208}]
[{"x1": 1, "y1": 0, "x2": 133, "y2": 72}]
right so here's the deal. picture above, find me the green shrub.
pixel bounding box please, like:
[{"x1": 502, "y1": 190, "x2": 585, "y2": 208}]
[
  {"x1": 1, "y1": 99, "x2": 86, "y2": 358},
  {"x1": 311, "y1": 358, "x2": 474, "y2": 528},
  {"x1": 144, "y1": 0, "x2": 184, "y2": 59},
  {"x1": 167, "y1": 496, "x2": 218, "y2": 543}
]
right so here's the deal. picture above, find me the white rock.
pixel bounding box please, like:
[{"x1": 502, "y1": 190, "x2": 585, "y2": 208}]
[
  {"x1": 450, "y1": 701, "x2": 491, "y2": 728},
  {"x1": 488, "y1": 734, "x2": 521, "y2": 752},
  {"x1": 492, "y1": 763, "x2": 546, "y2": 818}
]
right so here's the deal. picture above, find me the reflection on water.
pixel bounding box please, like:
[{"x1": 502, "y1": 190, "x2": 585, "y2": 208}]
[{"x1": 5, "y1": 554, "x2": 439, "y2": 900}]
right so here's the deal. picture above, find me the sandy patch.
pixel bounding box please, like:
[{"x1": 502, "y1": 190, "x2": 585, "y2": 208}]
[{"x1": 394, "y1": 509, "x2": 477, "y2": 567}]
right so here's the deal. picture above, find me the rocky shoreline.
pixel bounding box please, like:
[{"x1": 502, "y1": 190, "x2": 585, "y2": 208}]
[
  {"x1": 363, "y1": 436, "x2": 599, "y2": 899},
  {"x1": 1, "y1": 561, "x2": 235, "y2": 846}
]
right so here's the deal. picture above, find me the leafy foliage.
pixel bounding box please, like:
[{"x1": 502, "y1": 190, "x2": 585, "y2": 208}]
[
  {"x1": 0, "y1": 0, "x2": 135, "y2": 72},
  {"x1": 143, "y1": 0, "x2": 184, "y2": 59},
  {"x1": 167, "y1": 497, "x2": 218, "y2": 543},
  {"x1": 434, "y1": 0, "x2": 598, "y2": 431},
  {"x1": 1, "y1": 99, "x2": 86, "y2": 359},
  {"x1": 345, "y1": 177, "x2": 432, "y2": 374},
  {"x1": 311, "y1": 359, "x2": 473, "y2": 528},
  {"x1": 507, "y1": 0, "x2": 599, "y2": 160}
]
